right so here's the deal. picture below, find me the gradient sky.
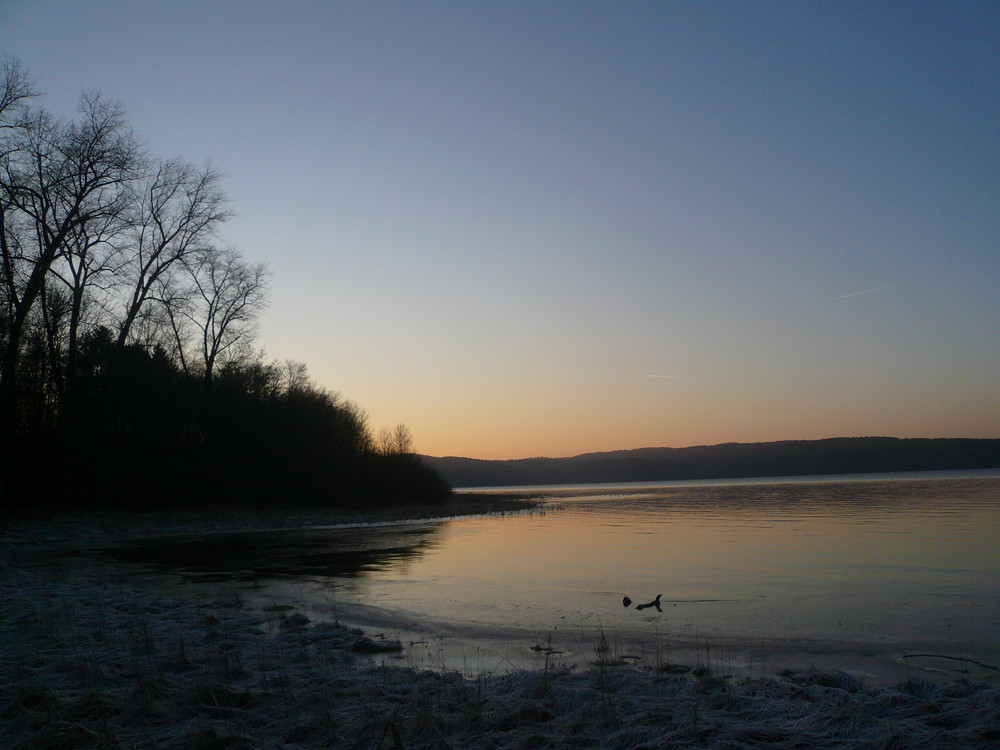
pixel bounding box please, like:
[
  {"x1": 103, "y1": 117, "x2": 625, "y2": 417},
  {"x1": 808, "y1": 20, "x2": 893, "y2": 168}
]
[{"x1": 2, "y1": 1, "x2": 998, "y2": 459}]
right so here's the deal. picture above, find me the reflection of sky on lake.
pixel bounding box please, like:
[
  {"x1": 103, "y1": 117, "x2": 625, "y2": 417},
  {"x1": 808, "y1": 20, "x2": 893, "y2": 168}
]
[
  {"x1": 313, "y1": 475, "x2": 1000, "y2": 681},
  {"x1": 107, "y1": 522, "x2": 446, "y2": 580},
  {"x1": 108, "y1": 473, "x2": 1000, "y2": 682},
  {"x1": 359, "y1": 482, "x2": 1000, "y2": 639}
]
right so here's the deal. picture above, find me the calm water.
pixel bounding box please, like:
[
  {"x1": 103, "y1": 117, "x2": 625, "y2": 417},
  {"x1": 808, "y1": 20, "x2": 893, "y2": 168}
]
[{"x1": 120, "y1": 472, "x2": 1000, "y2": 683}]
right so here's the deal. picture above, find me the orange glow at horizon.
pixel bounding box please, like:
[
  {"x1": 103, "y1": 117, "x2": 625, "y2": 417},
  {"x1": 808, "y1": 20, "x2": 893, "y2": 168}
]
[
  {"x1": 405, "y1": 407, "x2": 1000, "y2": 461},
  {"x1": 359, "y1": 369, "x2": 999, "y2": 460}
]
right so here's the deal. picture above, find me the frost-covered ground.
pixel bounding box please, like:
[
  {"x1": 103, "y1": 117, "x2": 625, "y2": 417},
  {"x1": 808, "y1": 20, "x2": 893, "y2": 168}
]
[{"x1": 3, "y1": 508, "x2": 999, "y2": 749}]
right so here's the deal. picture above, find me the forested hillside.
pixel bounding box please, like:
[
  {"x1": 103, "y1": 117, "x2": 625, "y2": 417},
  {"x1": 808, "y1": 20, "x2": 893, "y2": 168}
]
[{"x1": 425, "y1": 437, "x2": 1000, "y2": 488}]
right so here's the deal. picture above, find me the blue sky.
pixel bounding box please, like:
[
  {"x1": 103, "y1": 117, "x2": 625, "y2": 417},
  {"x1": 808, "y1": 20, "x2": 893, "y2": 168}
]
[{"x1": 2, "y1": 1, "x2": 997, "y2": 458}]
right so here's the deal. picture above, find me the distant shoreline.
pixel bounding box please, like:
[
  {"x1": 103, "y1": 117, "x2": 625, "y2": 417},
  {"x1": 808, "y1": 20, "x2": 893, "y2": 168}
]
[
  {"x1": 425, "y1": 437, "x2": 1000, "y2": 488},
  {"x1": 452, "y1": 466, "x2": 1000, "y2": 492}
]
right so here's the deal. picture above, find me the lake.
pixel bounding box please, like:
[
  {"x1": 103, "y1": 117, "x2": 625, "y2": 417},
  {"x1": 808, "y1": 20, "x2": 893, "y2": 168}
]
[{"x1": 112, "y1": 471, "x2": 1000, "y2": 685}]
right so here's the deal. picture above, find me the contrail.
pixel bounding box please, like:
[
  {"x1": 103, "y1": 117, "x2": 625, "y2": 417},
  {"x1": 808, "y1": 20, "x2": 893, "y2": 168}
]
[
  {"x1": 643, "y1": 374, "x2": 688, "y2": 380},
  {"x1": 832, "y1": 282, "x2": 907, "y2": 300}
]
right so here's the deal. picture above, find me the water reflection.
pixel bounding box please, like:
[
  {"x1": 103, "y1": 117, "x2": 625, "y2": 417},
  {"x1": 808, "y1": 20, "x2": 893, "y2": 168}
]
[
  {"x1": 105, "y1": 522, "x2": 445, "y2": 581},
  {"x1": 321, "y1": 475, "x2": 1000, "y2": 682},
  {"x1": 99, "y1": 474, "x2": 1000, "y2": 683}
]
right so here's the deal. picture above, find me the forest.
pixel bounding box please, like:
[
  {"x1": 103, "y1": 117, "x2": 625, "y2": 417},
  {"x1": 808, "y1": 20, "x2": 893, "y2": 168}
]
[{"x1": 0, "y1": 59, "x2": 450, "y2": 512}]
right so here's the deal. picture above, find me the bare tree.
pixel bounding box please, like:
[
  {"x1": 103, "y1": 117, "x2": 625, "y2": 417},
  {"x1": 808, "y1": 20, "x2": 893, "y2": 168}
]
[
  {"x1": 282, "y1": 360, "x2": 310, "y2": 394},
  {"x1": 149, "y1": 268, "x2": 196, "y2": 376},
  {"x1": 0, "y1": 57, "x2": 35, "y2": 131},
  {"x1": 182, "y1": 246, "x2": 269, "y2": 385},
  {"x1": 37, "y1": 282, "x2": 71, "y2": 398},
  {"x1": 376, "y1": 423, "x2": 413, "y2": 455},
  {"x1": 0, "y1": 89, "x2": 140, "y2": 428},
  {"x1": 0, "y1": 57, "x2": 38, "y2": 395},
  {"x1": 47, "y1": 205, "x2": 127, "y2": 394},
  {"x1": 376, "y1": 426, "x2": 395, "y2": 456},
  {"x1": 392, "y1": 423, "x2": 414, "y2": 454},
  {"x1": 115, "y1": 158, "x2": 229, "y2": 350}
]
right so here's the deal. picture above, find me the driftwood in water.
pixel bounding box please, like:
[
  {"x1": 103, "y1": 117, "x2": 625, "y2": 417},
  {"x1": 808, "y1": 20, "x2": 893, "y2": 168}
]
[{"x1": 635, "y1": 594, "x2": 662, "y2": 612}]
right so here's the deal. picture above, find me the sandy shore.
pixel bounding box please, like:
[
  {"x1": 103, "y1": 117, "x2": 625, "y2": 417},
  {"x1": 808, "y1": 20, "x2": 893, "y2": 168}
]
[{"x1": 3, "y1": 505, "x2": 999, "y2": 749}]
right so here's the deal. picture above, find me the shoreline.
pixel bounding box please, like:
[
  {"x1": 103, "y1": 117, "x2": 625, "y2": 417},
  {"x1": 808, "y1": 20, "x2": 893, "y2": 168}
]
[
  {"x1": 0, "y1": 493, "x2": 546, "y2": 543},
  {"x1": 4, "y1": 503, "x2": 1000, "y2": 748}
]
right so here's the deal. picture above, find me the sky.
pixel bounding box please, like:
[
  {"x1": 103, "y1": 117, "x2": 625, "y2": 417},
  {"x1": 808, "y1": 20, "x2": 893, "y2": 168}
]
[{"x1": 2, "y1": 1, "x2": 998, "y2": 459}]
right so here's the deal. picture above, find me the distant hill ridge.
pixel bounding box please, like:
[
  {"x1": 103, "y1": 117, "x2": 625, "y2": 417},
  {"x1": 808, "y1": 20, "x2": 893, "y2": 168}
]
[{"x1": 422, "y1": 437, "x2": 1000, "y2": 488}]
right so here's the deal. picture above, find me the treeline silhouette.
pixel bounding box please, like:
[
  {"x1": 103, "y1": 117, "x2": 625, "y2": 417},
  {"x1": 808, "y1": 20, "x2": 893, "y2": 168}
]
[
  {"x1": 0, "y1": 59, "x2": 449, "y2": 512},
  {"x1": 424, "y1": 437, "x2": 1000, "y2": 488}
]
